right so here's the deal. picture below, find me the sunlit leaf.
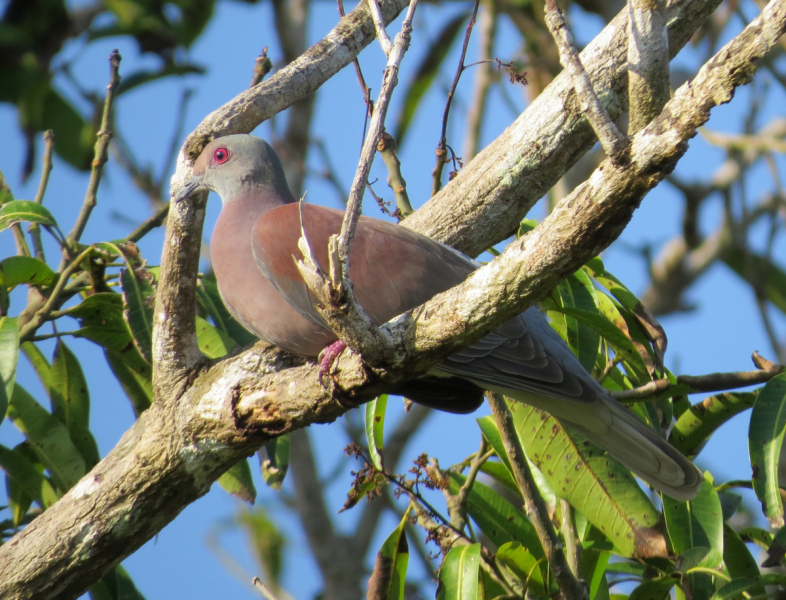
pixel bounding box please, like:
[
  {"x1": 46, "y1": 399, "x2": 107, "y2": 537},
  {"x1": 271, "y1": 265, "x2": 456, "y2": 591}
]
[
  {"x1": 0, "y1": 256, "x2": 55, "y2": 287},
  {"x1": 365, "y1": 395, "x2": 387, "y2": 470},
  {"x1": 368, "y1": 512, "x2": 409, "y2": 600},
  {"x1": 7, "y1": 384, "x2": 85, "y2": 491},
  {"x1": 195, "y1": 315, "x2": 236, "y2": 359},
  {"x1": 217, "y1": 458, "x2": 257, "y2": 504},
  {"x1": 508, "y1": 401, "x2": 666, "y2": 558},
  {"x1": 671, "y1": 393, "x2": 756, "y2": 459},
  {"x1": 663, "y1": 474, "x2": 723, "y2": 555},
  {"x1": 0, "y1": 200, "x2": 57, "y2": 231},
  {"x1": 0, "y1": 316, "x2": 18, "y2": 421},
  {"x1": 437, "y1": 543, "x2": 480, "y2": 600},
  {"x1": 496, "y1": 541, "x2": 547, "y2": 597},
  {"x1": 748, "y1": 373, "x2": 786, "y2": 526},
  {"x1": 259, "y1": 434, "x2": 290, "y2": 491}
]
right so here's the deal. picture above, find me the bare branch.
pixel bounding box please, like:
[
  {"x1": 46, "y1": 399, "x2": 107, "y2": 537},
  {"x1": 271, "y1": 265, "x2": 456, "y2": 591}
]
[{"x1": 544, "y1": 0, "x2": 630, "y2": 162}]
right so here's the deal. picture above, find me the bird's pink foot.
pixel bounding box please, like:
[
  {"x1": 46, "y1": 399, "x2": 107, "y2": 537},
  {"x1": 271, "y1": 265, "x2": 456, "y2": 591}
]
[{"x1": 318, "y1": 340, "x2": 347, "y2": 388}]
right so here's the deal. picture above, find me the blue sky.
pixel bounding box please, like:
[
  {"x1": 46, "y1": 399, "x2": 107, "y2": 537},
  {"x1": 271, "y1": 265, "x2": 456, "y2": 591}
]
[{"x1": 0, "y1": 1, "x2": 784, "y2": 598}]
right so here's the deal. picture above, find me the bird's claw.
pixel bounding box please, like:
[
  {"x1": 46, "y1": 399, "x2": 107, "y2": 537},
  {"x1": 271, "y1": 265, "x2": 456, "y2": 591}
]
[{"x1": 317, "y1": 340, "x2": 347, "y2": 388}]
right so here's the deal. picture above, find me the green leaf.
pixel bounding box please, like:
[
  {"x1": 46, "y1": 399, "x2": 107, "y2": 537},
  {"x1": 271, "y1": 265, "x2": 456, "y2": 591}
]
[
  {"x1": 104, "y1": 350, "x2": 152, "y2": 417},
  {"x1": 748, "y1": 373, "x2": 786, "y2": 526},
  {"x1": 0, "y1": 316, "x2": 18, "y2": 421},
  {"x1": 448, "y1": 472, "x2": 544, "y2": 558},
  {"x1": 478, "y1": 460, "x2": 520, "y2": 495},
  {"x1": 678, "y1": 546, "x2": 725, "y2": 600},
  {"x1": 21, "y1": 341, "x2": 51, "y2": 390},
  {"x1": 118, "y1": 63, "x2": 205, "y2": 95},
  {"x1": 0, "y1": 443, "x2": 45, "y2": 507},
  {"x1": 235, "y1": 508, "x2": 285, "y2": 590},
  {"x1": 712, "y1": 574, "x2": 786, "y2": 600},
  {"x1": 259, "y1": 434, "x2": 290, "y2": 491},
  {"x1": 217, "y1": 458, "x2": 257, "y2": 504},
  {"x1": 120, "y1": 267, "x2": 156, "y2": 362},
  {"x1": 7, "y1": 384, "x2": 85, "y2": 491},
  {"x1": 496, "y1": 541, "x2": 547, "y2": 597},
  {"x1": 558, "y1": 305, "x2": 650, "y2": 383},
  {"x1": 49, "y1": 341, "x2": 99, "y2": 469},
  {"x1": 368, "y1": 512, "x2": 409, "y2": 600},
  {"x1": 93, "y1": 565, "x2": 148, "y2": 600},
  {"x1": 670, "y1": 393, "x2": 756, "y2": 459},
  {"x1": 507, "y1": 401, "x2": 666, "y2": 558},
  {"x1": 393, "y1": 11, "x2": 469, "y2": 146},
  {"x1": 476, "y1": 415, "x2": 556, "y2": 508},
  {"x1": 365, "y1": 395, "x2": 387, "y2": 470},
  {"x1": 0, "y1": 256, "x2": 55, "y2": 287},
  {"x1": 663, "y1": 474, "x2": 723, "y2": 555},
  {"x1": 195, "y1": 315, "x2": 236, "y2": 359},
  {"x1": 722, "y1": 524, "x2": 763, "y2": 597},
  {"x1": 549, "y1": 270, "x2": 601, "y2": 373},
  {"x1": 67, "y1": 293, "x2": 135, "y2": 353},
  {"x1": 0, "y1": 200, "x2": 57, "y2": 231},
  {"x1": 437, "y1": 543, "x2": 481, "y2": 600},
  {"x1": 763, "y1": 523, "x2": 786, "y2": 568},
  {"x1": 628, "y1": 574, "x2": 681, "y2": 600}
]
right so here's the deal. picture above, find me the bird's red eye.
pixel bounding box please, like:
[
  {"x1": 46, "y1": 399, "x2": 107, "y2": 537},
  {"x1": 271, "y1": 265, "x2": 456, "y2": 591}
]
[{"x1": 213, "y1": 147, "x2": 230, "y2": 164}]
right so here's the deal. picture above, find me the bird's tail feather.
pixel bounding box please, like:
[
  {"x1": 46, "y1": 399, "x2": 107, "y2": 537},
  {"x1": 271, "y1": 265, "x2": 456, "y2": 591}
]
[{"x1": 495, "y1": 387, "x2": 703, "y2": 501}]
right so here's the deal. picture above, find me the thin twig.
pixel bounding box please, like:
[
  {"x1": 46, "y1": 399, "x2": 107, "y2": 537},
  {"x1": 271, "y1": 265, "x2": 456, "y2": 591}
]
[
  {"x1": 544, "y1": 0, "x2": 629, "y2": 163},
  {"x1": 295, "y1": 0, "x2": 420, "y2": 366},
  {"x1": 19, "y1": 246, "x2": 95, "y2": 342},
  {"x1": 368, "y1": 0, "x2": 393, "y2": 55},
  {"x1": 376, "y1": 132, "x2": 413, "y2": 217},
  {"x1": 613, "y1": 355, "x2": 784, "y2": 400},
  {"x1": 432, "y1": 0, "x2": 481, "y2": 196},
  {"x1": 463, "y1": 0, "x2": 497, "y2": 161},
  {"x1": 29, "y1": 130, "x2": 55, "y2": 261},
  {"x1": 249, "y1": 47, "x2": 273, "y2": 88},
  {"x1": 126, "y1": 203, "x2": 171, "y2": 243},
  {"x1": 487, "y1": 392, "x2": 587, "y2": 600},
  {"x1": 67, "y1": 49, "x2": 122, "y2": 247}
]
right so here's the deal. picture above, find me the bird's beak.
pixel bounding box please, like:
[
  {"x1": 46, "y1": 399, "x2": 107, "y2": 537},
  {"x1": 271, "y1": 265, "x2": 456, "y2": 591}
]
[{"x1": 173, "y1": 174, "x2": 206, "y2": 202}]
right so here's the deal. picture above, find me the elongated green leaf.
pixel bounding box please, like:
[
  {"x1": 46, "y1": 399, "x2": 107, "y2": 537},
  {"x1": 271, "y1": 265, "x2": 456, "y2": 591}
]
[
  {"x1": 549, "y1": 270, "x2": 601, "y2": 373},
  {"x1": 763, "y1": 523, "x2": 786, "y2": 567},
  {"x1": 738, "y1": 526, "x2": 772, "y2": 549},
  {"x1": 558, "y1": 305, "x2": 650, "y2": 383},
  {"x1": 105, "y1": 350, "x2": 152, "y2": 417},
  {"x1": 437, "y1": 543, "x2": 480, "y2": 600},
  {"x1": 7, "y1": 385, "x2": 85, "y2": 491},
  {"x1": 496, "y1": 542, "x2": 547, "y2": 597},
  {"x1": 120, "y1": 267, "x2": 156, "y2": 362},
  {"x1": 629, "y1": 573, "x2": 680, "y2": 600},
  {"x1": 259, "y1": 434, "x2": 290, "y2": 491},
  {"x1": 365, "y1": 395, "x2": 388, "y2": 470},
  {"x1": 448, "y1": 472, "x2": 543, "y2": 558},
  {"x1": 6, "y1": 470, "x2": 33, "y2": 527},
  {"x1": 93, "y1": 565, "x2": 148, "y2": 600},
  {"x1": 722, "y1": 524, "x2": 763, "y2": 597},
  {"x1": 49, "y1": 341, "x2": 99, "y2": 469},
  {"x1": 0, "y1": 200, "x2": 58, "y2": 231},
  {"x1": 507, "y1": 401, "x2": 666, "y2": 558},
  {"x1": 368, "y1": 513, "x2": 409, "y2": 600},
  {"x1": 478, "y1": 460, "x2": 519, "y2": 495},
  {"x1": 217, "y1": 458, "x2": 257, "y2": 504},
  {"x1": 67, "y1": 293, "x2": 134, "y2": 352},
  {"x1": 663, "y1": 475, "x2": 723, "y2": 555},
  {"x1": 196, "y1": 277, "x2": 257, "y2": 346},
  {"x1": 671, "y1": 393, "x2": 756, "y2": 458},
  {"x1": 0, "y1": 443, "x2": 44, "y2": 506},
  {"x1": 476, "y1": 415, "x2": 556, "y2": 508},
  {"x1": 393, "y1": 12, "x2": 469, "y2": 146},
  {"x1": 195, "y1": 315, "x2": 236, "y2": 359},
  {"x1": 22, "y1": 341, "x2": 51, "y2": 391},
  {"x1": 678, "y1": 546, "x2": 725, "y2": 600},
  {"x1": 0, "y1": 256, "x2": 55, "y2": 287},
  {"x1": 712, "y1": 574, "x2": 786, "y2": 600},
  {"x1": 748, "y1": 373, "x2": 786, "y2": 526},
  {"x1": 0, "y1": 316, "x2": 18, "y2": 421}
]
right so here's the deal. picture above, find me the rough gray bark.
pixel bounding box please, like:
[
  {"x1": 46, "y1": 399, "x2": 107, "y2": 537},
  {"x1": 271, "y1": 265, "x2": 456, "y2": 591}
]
[{"x1": 2, "y1": 0, "x2": 783, "y2": 598}]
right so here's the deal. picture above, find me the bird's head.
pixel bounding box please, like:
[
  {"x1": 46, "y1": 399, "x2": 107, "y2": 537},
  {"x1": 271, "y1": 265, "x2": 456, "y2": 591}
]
[{"x1": 174, "y1": 134, "x2": 295, "y2": 205}]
